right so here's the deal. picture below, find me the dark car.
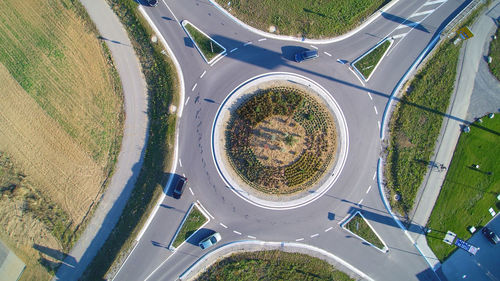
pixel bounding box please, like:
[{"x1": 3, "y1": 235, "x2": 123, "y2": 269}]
[
  {"x1": 482, "y1": 227, "x2": 499, "y2": 244},
  {"x1": 172, "y1": 176, "x2": 187, "y2": 199},
  {"x1": 294, "y1": 49, "x2": 319, "y2": 62},
  {"x1": 146, "y1": 0, "x2": 158, "y2": 7}
]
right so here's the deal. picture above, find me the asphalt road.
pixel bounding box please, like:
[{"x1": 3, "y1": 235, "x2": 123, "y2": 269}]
[{"x1": 113, "y1": 0, "x2": 471, "y2": 280}]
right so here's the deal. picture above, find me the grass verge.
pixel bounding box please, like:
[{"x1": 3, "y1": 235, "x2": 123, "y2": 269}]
[
  {"x1": 80, "y1": 0, "x2": 179, "y2": 279},
  {"x1": 172, "y1": 206, "x2": 207, "y2": 248},
  {"x1": 183, "y1": 22, "x2": 224, "y2": 62},
  {"x1": 426, "y1": 115, "x2": 500, "y2": 261},
  {"x1": 214, "y1": 0, "x2": 388, "y2": 38},
  {"x1": 344, "y1": 213, "x2": 385, "y2": 250},
  {"x1": 353, "y1": 39, "x2": 391, "y2": 80},
  {"x1": 488, "y1": 27, "x2": 500, "y2": 80},
  {"x1": 196, "y1": 250, "x2": 354, "y2": 280}
]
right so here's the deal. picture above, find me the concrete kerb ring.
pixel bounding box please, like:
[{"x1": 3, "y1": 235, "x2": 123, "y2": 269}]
[{"x1": 211, "y1": 72, "x2": 349, "y2": 210}]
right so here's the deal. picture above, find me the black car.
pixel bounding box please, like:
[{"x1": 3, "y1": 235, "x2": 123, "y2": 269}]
[
  {"x1": 146, "y1": 0, "x2": 158, "y2": 7},
  {"x1": 482, "y1": 227, "x2": 500, "y2": 245},
  {"x1": 172, "y1": 176, "x2": 187, "y2": 199},
  {"x1": 294, "y1": 49, "x2": 319, "y2": 62}
]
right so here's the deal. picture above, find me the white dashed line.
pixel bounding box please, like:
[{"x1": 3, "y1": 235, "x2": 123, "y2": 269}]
[
  {"x1": 184, "y1": 96, "x2": 190, "y2": 106},
  {"x1": 244, "y1": 41, "x2": 253, "y2": 46},
  {"x1": 358, "y1": 199, "x2": 364, "y2": 206},
  {"x1": 191, "y1": 83, "x2": 197, "y2": 91},
  {"x1": 310, "y1": 233, "x2": 319, "y2": 238},
  {"x1": 373, "y1": 172, "x2": 377, "y2": 180},
  {"x1": 258, "y1": 38, "x2": 266, "y2": 42},
  {"x1": 233, "y1": 230, "x2": 242, "y2": 235},
  {"x1": 220, "y1": 223, "x2": 228, "y2": 228},
  {"x1": 324, "y1": 51, "x2": 332, "y2": 57},
  {"x1": 325, "y1": 227, "x2": 333, "y2": 232},
  {"x1": 189, "y1": 187, "x2": 194, "y2": 195},
  {"x1": 366, "y1": 185, "x2": 372, "y2": 194},
  {"x1": 295, "y1": 238, "x2": 304, "y2": 242},
  {"x1": 310, "y1": 45, "x2": 318, "y2": 49},
  {"x1": 411, "y1": 9, "x2": 435, "y2": 18},
  {"x1": 424, "y1": 0, "x2": 447, "y2": 6},
  {"x1": 367, "y1": 92, "x2": 373, "y2": 100},
  {"x1": 378, "y1": 121, "x2": 381, "y2": 130},
  {"x1": 230, "y1": 47, "x2": 238, "y2": 53},
  {"x1": 178, "y1": 158, "x2": 183, "y2": 167},
  {"x1": 247, "y1": 235, "x2": 256, "y2": 239},
  {"x1": 374, "y1": 106, "x2": 378, "y2": 115},
  {"x1": 199, "y1": 70, "x2": 206, "y2": 78}
]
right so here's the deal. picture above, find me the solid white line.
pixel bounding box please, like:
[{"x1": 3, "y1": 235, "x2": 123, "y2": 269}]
[
  {"x1": 367, "y1": 92, "x2": 373, "y2": 100},
  {"x1": 374, "y1": 106, "x2": 378, "y2": 115},
  {"x1": 391, "y1": 33, "x2": 408, "y2": 39},
  {"x1": 310, "y1": 233, "x2": 319, "y2": 238},
  {"x1": 178, "y1": 158, "x2": 183, "y2": 167},
  {"x1": 325, "y1": 227, "x2": 333, "y2": 232},
  {"x1": 339, "y1": 213, "x2": 350, "y2": 225},
  {"x1": 189, "y1": 187, "x2": 194, "y2": 196},
  {"x1": 348, "y1": 67, "x2": 365, "y2": 86},
  {"x1": 191, "y1": 83, "x2": 197, "y2": 91},
  {"x1": 411, "y1": 9, "x2": 435, "y2": 18},
  {"x1": 143, "y1": 252, "x2": 176, "y2": 281},
  {"x1": 183, "y1": 173, "x2": 186, "y2": 177},
  {"x1": 247, "y1": 235, "x2": 256, "y2": 239},
  {"x1": 378, "y1": 121, "x2": 381, "y2": 130},
  {"x1": 199, "y1": 70, "x2": 206, "y2": 78},
  {"x1": 161, "y1": 0, "x2": 180, "y2": 23},
  {"x1": 373, "y1": 172, "x2": 376, "y2": 180},
  {"x1": 324, "y1": 51, "x2": 332, "y2": 57},
  {"x1": 233, "y1": 230, "x2": 242, "y2": 235},
  {"x1": 395, "y1": 21, "x2": 420, "y2": 30},
  {"x1": 230, "y1": 47, "x2": 238, "y2": 53},
  {"x1": 196, "y1": 200, "x2": 215, "y2": 219},
  {"x1": 366, "y1": 185, "x2": 372, "y2": 194},
  {"x1": 295, "y1": 238, "x2": 304, "y2": 241},
  {"x1": 209, "y1": 53, "x2": 227, "y2": 66},
  {"x1": 184, "y1": 96, "x2": 190, "y2": 106},
  {"x1": 310, "y1": 45, "x2": 318, "y2": 49},
  {"x1": 244, "y1": 41, "x2": 252, "y2": 46},
  {"x1": 220, "y1": 223, "x2": 228, "y2": 228},
  {"x1": 424, "y1": 0, "x2": 447, "y2": 6},
  {"x1": 258, "y1": 38, "x2": 266, "y2": 41},
  {"x1": 358, "y1": 199, "x2": 364, "y2": 206}
]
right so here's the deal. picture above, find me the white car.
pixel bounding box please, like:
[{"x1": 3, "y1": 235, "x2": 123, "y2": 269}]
[{"x1": 199, "y1": 232, "x2": 221, "y2": 249}]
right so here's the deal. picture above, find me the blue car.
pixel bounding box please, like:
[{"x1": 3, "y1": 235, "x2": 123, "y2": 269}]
[
  {"x1": 199, "y1": 232, "x2": 221, "y2": 249},
  {"x1": 295, "y1": 49, "x2": 319, "y2": 62}
]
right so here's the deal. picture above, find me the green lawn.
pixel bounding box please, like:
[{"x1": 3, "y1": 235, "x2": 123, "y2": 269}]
[
  {"x1": 184, "y1": 23, "x2": 224, "y2": 61},
  {"x1": 344, "y1": 213, "x2": 384, "y2": 249},
  {"x1": 427, "y1": 115, "x2": 500, "y2": 261},
  {"x1": 488, "y1": 27, "x2": 500, "y2": 80},
  {"x1": 354, "y1": 39, "x2": 391, "y2": 79},
  {"x1": 173, "y1": 207, "x2": 207, "y2": 248},
  {"x1": 215, "y1": 0, "x2": 387, "y2": 38},
  {"x1": 196, "y1": 250, "x2": 354, "y2": 281}
]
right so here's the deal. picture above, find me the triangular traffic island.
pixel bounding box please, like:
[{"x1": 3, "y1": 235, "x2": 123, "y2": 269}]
[
  {"x1": 341, "y1": 211, "x2": 388, "y2": 253},
  {"x1": 181, "y1": 20, "x2": 226, "y2": 64},
  {"x1": 351, "y1": 38, "x2": 393, "y2": 81}
]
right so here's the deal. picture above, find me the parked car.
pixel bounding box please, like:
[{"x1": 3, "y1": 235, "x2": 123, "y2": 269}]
[
  {"x1": 294, "y1": 49, "x2": 319, "y2": 62},
  {"x1": 146, "y1": 0, "x2": 158, "y2": 7},
  {"x1": 172, "y1": 176, "x2": 187, "y2": 199},
  {"x1": 482, "y1": 227, "x2": 499, "y2": 245},
  {"x1": 199, "y1": 232, "x2": 221, "y2": 249}
]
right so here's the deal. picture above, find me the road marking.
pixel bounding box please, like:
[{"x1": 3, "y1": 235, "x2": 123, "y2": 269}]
[
  {"x1": 162, "y1": 0, "x2": 180, "y2": 23},
  {"x1": 366, "y1": 185, "x2": 372, "y2": 194},
  {"x1": 143, "y1": 250, "x2": 176, "y2": 281},
  {"x1": 196, "y1": 200, "x2": 215, "y2": 219},
  {"x1": 230, "y1": 47, "x2": 238, "y2": 53},
  {"x1": 191, "y1": 83, "x2": 197, "y2": 91},
  {"x1": 310, "y1": 233, "x2": 319, "y2": 238},
  {"x1": 247, "y1": 235, "x2": 256, "y2": 239},
  {"x1": 184, "y1": 96, "x2": 190, "y2": 106},
  {"x1": 244, "y1": 41, "x2": 253, "y2": 46},
  {"x1": 339, "y1": 213, "x2": 350, "y2": 224},
  {"x1": 258, "y1": 38, "x2": 266, "y2": 42},
  {"x1": 411, "y1": 9, "x2": 435, "y2": 18},
  {"x1": 378, "y1": 121, "x2": 381, "y2": 130},
  {"x1": 324, "y1": 51, "x2": 332, "y2": 57},
  {"x1": 424, "y1": 0, "x2": 447, "y2": 6},
  {"x1": 178, "y1": 158, "x2": 183, "y2": 167},
  {"x1": 233, "y1": 230, "x2": 242, "y2": 235},
  {"x1": 392, "y1": 32, "x2": 408, "y2": 39},
  {"x1": 349, "y1": 67, "x2": 365, "y2": 86},
  {"x1": 199, "y1": 70, "x2": 206, "y2": 78},
  {"x1": 325, "y1": 227, "x2": 333, "y2": 232},
  {"x1": 395, "y1": 21, "x2": 420, "y2": 30},
  {"x1": 295, "y1": 238, "x2": 304, "y2": 241},
  {"x1": 183, "y1": 173, "x2": 186, "y2": 177},
  {"x1": 373, "y1": 172, "x2": 376, "y2": 180},
  {"x1": 358, "y1": 199, "x2": 364, "y2": 206},
  {"x1": 367, "y1": 92, "x2": 373, "y2": 100},
  {"x1": 310, "y1": 45, "x2": 318, "y2": 49},
  {"x1": 189, "y1": 187, "x2": 194, "y2": 195},
  {"x1": 374, "y1": 106, "x2": 378, "y2": 115},
  {"x1": 220, "y1": 222, "x2": 228, "y2": 228}
]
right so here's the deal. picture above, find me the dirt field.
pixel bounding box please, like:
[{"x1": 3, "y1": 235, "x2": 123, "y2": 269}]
[{"x1": 0, "y1": 0, "x2": 123, "y2": 279}]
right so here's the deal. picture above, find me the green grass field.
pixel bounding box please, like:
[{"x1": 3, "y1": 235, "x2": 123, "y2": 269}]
[
  {"x1": 184, "y1": 23, "x2": 224, "y2": 61},
  {"x1": 196, "y1": 250, "x2": 354, "y2": 281},
  {"x1": 488, "y1": 27, "x2": 500, "y2": 80},
  {"x1": 344, "y1": 213, "x2": 384, "y2": 249},
  {"x1": 354, "y1": 39, "x2": 391, "y2": 79},
  {"x1": 427, "y1": 115, "x2": 500, "y2": 261},
  {"x1": 215, "y1": 0, "x2": 387, "y2": 38},
  {"x1": 173, "y1": 207, "x2": 207, "y2": 248}
]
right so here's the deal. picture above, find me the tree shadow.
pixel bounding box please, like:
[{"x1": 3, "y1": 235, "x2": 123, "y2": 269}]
[
  {"x1": 97, "y1": 35, "x2": 131, "y2": 47},
  {"x1": 303, "y1": 8, "x2": 333, "y2": 20},
  {"x1": 381, "y1": 12, "x2": 429, "y2": 33},
  {"x1": 33, "y1": 244, "x2": 70, "y2": 262}
]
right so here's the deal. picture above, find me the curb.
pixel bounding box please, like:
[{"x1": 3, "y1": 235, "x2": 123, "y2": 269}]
[
  {"x1": 180, "y1": 20, "x2": 227, "y2": 65},
  {"x1": 168, "y1": 203, "x2": 211, "y2": 251},
  {"x1": 351, "y1": 37, "x2": 394, "y2": 82}
]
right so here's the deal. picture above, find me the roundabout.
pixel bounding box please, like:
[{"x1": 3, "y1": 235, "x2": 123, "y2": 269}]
[{"x1": 212, "y1": 72, "x2": 349, "y2": 210}]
